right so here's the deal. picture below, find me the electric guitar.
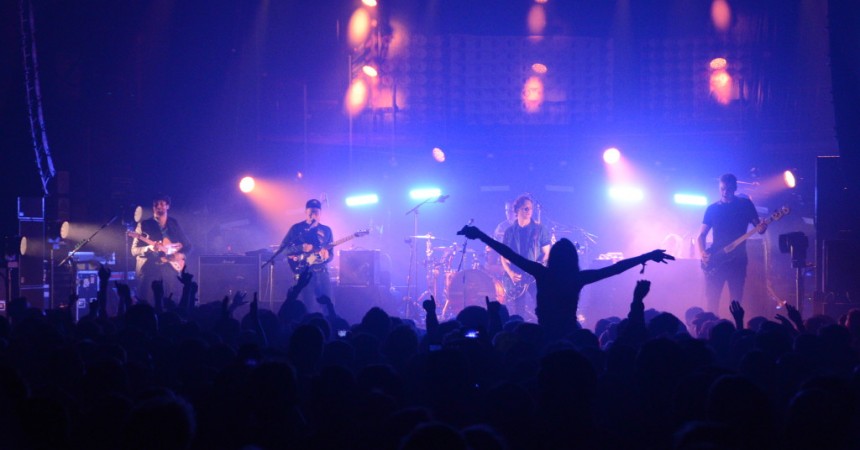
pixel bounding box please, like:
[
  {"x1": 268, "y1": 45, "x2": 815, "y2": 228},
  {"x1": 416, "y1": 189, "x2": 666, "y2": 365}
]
[
  {"x1": 504, "y1": 270, "x2": 537, "y2": 303},
  {"x1": 701, "y1": 206, "x2": 790, "y2": 275},
  {"x1": 288, "y1": 229, "x2": 370, "y2": 273},
  {"x1": 127, "y1": 231, "x2": 186, "y2": 272}
]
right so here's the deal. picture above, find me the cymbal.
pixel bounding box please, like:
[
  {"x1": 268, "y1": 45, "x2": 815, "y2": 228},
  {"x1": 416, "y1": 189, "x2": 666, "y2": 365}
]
[{"x1": 408, "y1": 234, "x2": 437, "y2": 239}]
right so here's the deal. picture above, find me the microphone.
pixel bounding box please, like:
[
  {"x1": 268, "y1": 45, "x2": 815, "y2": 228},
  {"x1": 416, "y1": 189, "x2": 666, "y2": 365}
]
[{"x1": 437, "y1": 194, "x2": 450, "y2": 203}]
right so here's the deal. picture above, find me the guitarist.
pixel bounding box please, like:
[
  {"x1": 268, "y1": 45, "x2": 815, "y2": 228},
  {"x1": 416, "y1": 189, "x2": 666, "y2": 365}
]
[
  {"x1": 281, "y1": 199, "x2": 333, "y2": 313},
  {"x1": 501, "y1": 194, "x2": 551, "y2": 319},
  {"x1": 131, "y1": 194, "x2": 192, "y2": 302},
  {"x1": 696, "y1": 174, "x2": 767, "y2": 316}
]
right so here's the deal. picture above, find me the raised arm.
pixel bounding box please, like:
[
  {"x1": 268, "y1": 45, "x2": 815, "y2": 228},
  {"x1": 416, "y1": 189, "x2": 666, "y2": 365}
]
[
  {"x1": 457, "y1": 226, "x2": 543, "y2": 276},
  {"x1": 580, "y1": 249, "x2": 674, "y2": 285}
]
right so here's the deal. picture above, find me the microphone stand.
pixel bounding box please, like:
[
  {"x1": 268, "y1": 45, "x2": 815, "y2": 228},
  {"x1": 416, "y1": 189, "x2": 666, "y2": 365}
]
[
  {"x1": 403, "y1": 195, "x2": 447, "y2": 319},
  {"x1": 57, "y1": 216, "x2": 116, "y2": 315},
  {"x1": 57, "y1": 216, "x2": 117, "y2": 268},
  {"x1": 452, "y1": 219, "x2": 474, "y2": 319}
]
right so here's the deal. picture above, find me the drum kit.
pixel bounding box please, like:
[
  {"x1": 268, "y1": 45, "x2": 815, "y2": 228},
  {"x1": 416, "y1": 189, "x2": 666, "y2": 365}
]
[{"x1": 409, "y1": 234, "x2": 504, "y2": 320}]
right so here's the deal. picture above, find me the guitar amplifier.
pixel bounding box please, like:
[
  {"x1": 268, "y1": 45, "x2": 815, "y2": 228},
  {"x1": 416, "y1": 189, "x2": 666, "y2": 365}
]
[
  {"x1": 198, "y1": 255, "x2": 260, "y2": 304},
  {"x1": 339, "y1": 250, "x2": 380, "y2": 287}
]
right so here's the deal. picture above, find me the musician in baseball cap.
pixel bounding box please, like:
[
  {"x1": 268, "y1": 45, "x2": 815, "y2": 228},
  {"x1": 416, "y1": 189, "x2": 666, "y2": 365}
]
[{"x1": 280, "y1": 198, "x2": 333, "y2": 312}]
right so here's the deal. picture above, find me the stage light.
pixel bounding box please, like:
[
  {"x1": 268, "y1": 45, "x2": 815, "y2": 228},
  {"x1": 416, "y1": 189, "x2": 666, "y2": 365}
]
[
  {"x1": 59, "y1": 221, "x2": 70, "y2": 239},
  {"x1": 709, "y1": 57, "x2": 727, "y2": 70},
  {"x1": 239, "y1": 176, "x2": 256, "y2": 193},
  {"x1": 673, "y1": 193, "x2": 708, "y2": 206},
  {"x1": 608, "y1": 185, "x2": 644, "y2": 202},
  {"x1": 708, "y1": 58, "x2": 733, "y2": 105},
  {"x1": 711, "y1": 0, "x2": 732, "y2": 32},
  {"x1": 527, "y1": 4, "x2": 547, "y2": 35},
  {"x1": 346, "y1": 78, "x2": 369, "y2": 116},
  {"x1": 522, "y1": 76, "x2": 544, "y2": 113},
  {"x1": 362, "y1": 64, "x2": 378, "y2": 78},
  {"x1": 783, "y1": 170, "x2": 797, "y2": 188},
  {"x1": 432, "y1": 147, "x2": 445, "y2": 162},
  {"x1": 362, "y1": 0, "x2": 377, "y2": 7},
  {"x1": 345, "y1": 193, "x2": 379, "y2": 207},
  {"x1": 409, "y1": 187, "x2": 442, "y2": 200},
  {"x1": 603, "y1": 147, "x2": 621, "y2": 165},
  {"x1": 348, "y1": 8, "x2": 372, "y2": 48},
  {"x1": 531, "y1": 63, "x2": 547, "y2": 74}
]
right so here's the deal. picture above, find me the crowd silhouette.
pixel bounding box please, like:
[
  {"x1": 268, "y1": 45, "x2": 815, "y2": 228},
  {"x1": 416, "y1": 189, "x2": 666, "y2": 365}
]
[{"x1": 0, "y1": 226, "x2": 858, "y2": 450}]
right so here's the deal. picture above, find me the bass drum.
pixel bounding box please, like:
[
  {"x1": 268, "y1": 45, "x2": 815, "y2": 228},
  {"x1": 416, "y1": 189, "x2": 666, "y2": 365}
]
[{"x1": 444, "y1": 269, "x2": 505, "y2": 311}]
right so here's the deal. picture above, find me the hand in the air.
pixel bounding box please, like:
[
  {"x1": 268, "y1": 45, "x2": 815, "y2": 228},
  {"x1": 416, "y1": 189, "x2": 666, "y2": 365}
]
[
  {"x1": 485, "y1": 296, "x2": 501, "y2": 315},
  {"x1": 633, "y1": 279, "x2": 651, "y2": 302},
  {"x1": 422, "y1": 295, "x2": 437, "y2": 313},
  {"x1": 151, "y1": 279, "x2": 164, "y2": 299},
  {"x1": 98, "y1": 264, "x2": 111, "y2": 284},
  {"x1": 177, "y1": 268, "x2": 194, "y2": 286},
  {"x1": 115, "y1": 281, "x2": 132, "y2": 300},
  {"x1": 647, "y1": 249, "x2": 675, "y2": 264},
  {"x1": 456, "y1": 225, "x2": 483, "y2": 240},
  {"x1": 230, "y1": 291, "x2": 247, "y2": 312}
]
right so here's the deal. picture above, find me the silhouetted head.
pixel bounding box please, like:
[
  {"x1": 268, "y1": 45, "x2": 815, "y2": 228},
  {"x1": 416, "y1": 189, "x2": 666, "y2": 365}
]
[{"x1": 547, "y1": 238, "x2": 579, "y2": 272}]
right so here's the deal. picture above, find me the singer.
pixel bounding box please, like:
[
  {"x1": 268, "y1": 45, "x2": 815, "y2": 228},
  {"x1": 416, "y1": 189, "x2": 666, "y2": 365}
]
[
  {"x1": 499, "y1": 193, "x2": 551, "y2": 318},
  {"x1": 280, "y1": 198, "x2": 333, "y2": 312}
]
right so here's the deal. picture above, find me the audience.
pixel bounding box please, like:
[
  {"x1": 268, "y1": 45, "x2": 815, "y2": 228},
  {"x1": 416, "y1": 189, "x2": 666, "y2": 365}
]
[{"x1": 0, "y1": 261, "x2": 858, "y2": 450}]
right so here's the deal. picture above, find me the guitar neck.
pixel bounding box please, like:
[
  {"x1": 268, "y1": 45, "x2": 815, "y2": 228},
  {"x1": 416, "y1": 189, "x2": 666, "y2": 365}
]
[
  {"x1": 722, "y1": 227, "x2": 760, "y2": 254},
  {"x1": 327, "y1": 234, "x2": 357, "y2": 249},
  {"x1": 722, "y1": 211, "x2": 781, "y2": 253}
]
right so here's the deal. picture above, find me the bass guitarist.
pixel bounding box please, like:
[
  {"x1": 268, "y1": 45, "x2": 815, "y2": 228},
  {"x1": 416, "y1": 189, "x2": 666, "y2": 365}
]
[
  {"x1": 696, "y1": 174, "x2": 767, "y2": 316},
  {"x1": 131, "y1": 194, "x2": 192, "y2": 302},
  {"x1": 501, "y1": 194, "x2": 551, "y2": 319},
  {"x1": 281, "y1": 199, "x2": 333, "y2": 313}
]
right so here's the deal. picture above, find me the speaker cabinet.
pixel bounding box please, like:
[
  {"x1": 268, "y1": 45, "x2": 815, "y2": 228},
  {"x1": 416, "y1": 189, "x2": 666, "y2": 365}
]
[
  {"x1": 198, "y1": 255, "x2": 260, "y2": 304},
  {"x1": 339, "y1": 250, "x2": 380, "y2": 287},
  {"x1": 822, "y1": 239, "x2": 860, "y2": 300}
]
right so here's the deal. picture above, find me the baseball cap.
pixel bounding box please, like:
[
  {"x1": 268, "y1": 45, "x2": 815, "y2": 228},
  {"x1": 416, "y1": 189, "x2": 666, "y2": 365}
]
[{"x1": 306, "y1": 199, "x2": 322, "y2": 209}]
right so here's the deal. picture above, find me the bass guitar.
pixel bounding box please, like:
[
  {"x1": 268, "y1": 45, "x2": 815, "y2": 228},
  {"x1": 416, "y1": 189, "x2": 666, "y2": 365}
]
[
  {"x1": 127, "y1": 231, "x2": 186, "y2": 273},
  {"x1": 701, "y1": 206, "x2": 790, "y2": 275},
  {"x1": 288, "y1": 229, "x2": 370, "y2": 273}
]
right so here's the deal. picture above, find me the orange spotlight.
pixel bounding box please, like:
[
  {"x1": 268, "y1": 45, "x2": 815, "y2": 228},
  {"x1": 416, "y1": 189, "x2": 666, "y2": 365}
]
[
  {"x1": 239, "y1": 176, "x2": 256, "y2": 193},
  {"x1": 783, "y1": 170, "x2": 797, "y2": 188},
  {"x1": 708, "y1": 59, "x2": 733, "y2": 105},
  {"x1": 711, "y1": 0, "x2": 732, "y2": 32},
  {"x1": 709, "y1": 57, "x2": 727, "y2": 70},
  {"x1": 527, "y1": 5, "x2": 547, "y2": 35},
  {"x1": 345, "y1": 78, "x2": 369, "y2": 116},
  {"x1": 348, "y1": 8, "x2": 372, "y2": 48},
  {"x1": 531, "y1": 63, "x2": 548, "y2": 74},
  {"x1": 603, "y1": 147, "x2": 621, "y2": 165},
  {"x1": 522, "y1": 76, "x2": 544, "y2": 113}
]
